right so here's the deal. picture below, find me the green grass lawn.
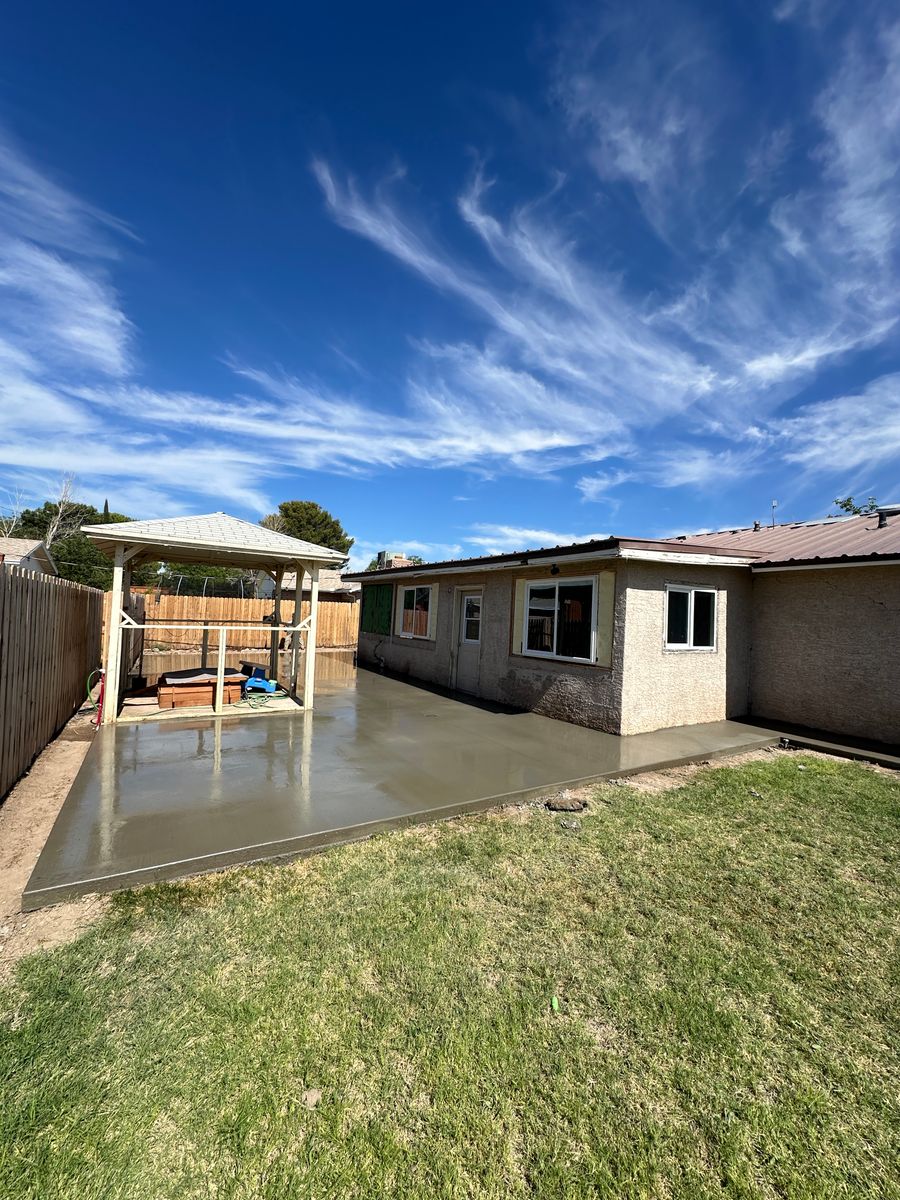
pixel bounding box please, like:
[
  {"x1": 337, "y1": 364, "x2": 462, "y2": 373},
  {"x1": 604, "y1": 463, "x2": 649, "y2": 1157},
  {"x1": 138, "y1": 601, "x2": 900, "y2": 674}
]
[{"x1": 1, "y1": 754, "x2": 898, "y2": 1200}]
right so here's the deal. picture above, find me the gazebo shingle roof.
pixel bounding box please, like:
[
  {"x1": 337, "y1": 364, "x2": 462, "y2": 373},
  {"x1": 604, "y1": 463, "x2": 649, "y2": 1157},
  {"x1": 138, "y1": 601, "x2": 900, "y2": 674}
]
[{"x1": 82, "y1": 512, "x2": 346, "y2": 569}]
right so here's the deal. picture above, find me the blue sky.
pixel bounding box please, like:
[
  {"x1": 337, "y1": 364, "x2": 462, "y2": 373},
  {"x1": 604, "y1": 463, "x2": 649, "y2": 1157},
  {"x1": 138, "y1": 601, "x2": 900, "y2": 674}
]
[{"x1": 1, "y1": 0, "x2": 899, "y2": 570}]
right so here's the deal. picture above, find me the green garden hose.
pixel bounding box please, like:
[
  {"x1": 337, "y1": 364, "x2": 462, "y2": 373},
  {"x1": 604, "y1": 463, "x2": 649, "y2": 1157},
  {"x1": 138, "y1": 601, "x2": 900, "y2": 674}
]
[
  {"x1": 85, "y1": 668, "x2": 102, "y2": 711},
  {"x1": 235, "y1": 687, "x2": 290, "y2": 710}
]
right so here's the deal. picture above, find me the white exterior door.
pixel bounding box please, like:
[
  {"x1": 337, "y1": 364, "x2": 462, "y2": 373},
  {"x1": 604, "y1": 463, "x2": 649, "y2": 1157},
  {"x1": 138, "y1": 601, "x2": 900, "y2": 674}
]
[{"x1": 454, "y1": 591, "x2": 482, "y2": 694}]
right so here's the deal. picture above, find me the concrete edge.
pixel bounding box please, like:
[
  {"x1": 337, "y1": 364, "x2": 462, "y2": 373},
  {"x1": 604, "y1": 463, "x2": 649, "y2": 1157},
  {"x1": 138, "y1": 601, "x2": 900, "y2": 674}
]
[
  {"x1": 21, "y1": 733, "x2": 778, "y2": 911},
  {"x1": 775, "y1": 735, "x2": 900, "y2": 771}
]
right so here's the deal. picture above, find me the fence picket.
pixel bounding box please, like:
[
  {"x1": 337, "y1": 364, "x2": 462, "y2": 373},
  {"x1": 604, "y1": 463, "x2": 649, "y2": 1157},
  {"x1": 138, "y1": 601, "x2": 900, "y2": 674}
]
[{"x1": 0, "y1": 569, "x2": 103, "y2": 801}]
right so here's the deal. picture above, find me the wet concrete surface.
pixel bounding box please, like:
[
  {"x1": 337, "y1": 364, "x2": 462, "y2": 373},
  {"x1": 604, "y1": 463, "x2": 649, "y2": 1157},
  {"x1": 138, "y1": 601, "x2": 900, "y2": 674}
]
[{"x1": 24, "y1": 666, "x2": 779, "y2": 909}]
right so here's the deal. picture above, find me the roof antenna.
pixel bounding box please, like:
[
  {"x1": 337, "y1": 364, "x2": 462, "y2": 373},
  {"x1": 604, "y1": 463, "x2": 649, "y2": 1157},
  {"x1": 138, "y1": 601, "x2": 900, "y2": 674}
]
[{"x1": 771, "y1": 499, "x2": 778, "y2": 528}]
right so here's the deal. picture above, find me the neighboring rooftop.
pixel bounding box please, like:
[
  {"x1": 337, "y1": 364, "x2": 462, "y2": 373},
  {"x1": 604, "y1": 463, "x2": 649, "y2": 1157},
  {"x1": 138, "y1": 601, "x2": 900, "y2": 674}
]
[
  {"x1": 0, "y1": 537, "x2": 43, "y2": 560},
  {"x1": 266, "y1": 568, "x2": 360, "y2": 595},
  {"x1": 0, "y1": 537, "x2": 57, "y2": 574},
  {"x1": 82, "y1": 512, "x2": 347, "y2": 570}
]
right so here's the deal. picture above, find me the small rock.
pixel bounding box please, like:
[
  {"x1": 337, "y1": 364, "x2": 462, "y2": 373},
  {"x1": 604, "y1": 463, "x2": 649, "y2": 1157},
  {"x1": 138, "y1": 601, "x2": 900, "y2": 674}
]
[
  {"x1": 546, "y1": 789, "x2": 586, "y2": 812},
  {"x1": 558, "y1": 817, "x2": 581, "y2": 832},
  {"x1": 302, "y1": 1088, "x2": 322, "y2": 1109}
]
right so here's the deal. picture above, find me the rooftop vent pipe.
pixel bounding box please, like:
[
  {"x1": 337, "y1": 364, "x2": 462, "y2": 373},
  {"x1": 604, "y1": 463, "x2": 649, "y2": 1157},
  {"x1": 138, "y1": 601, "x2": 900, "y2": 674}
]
[{"x1": 875, "y1": 502, "x2": 900, "y2": 529}]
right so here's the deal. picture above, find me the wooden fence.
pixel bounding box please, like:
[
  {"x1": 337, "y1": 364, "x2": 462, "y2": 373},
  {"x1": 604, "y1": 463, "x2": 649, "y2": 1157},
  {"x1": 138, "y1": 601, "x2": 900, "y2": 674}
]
[
  {"x1": 103, "y1": 592, "x2": 359, "y2": 652},
  {"x1": 0, "y1": 568, "x2": 103, "y2": 800}
]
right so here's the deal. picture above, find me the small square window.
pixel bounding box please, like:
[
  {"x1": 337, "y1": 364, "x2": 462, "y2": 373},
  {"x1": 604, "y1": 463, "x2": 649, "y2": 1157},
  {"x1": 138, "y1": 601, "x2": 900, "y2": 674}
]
[
  {"x1": 665, "y1": 586, "x2": 716, "y2": 650},
  {"x1": 400, "y1": 585, "x2": 431, "y2": 638}
]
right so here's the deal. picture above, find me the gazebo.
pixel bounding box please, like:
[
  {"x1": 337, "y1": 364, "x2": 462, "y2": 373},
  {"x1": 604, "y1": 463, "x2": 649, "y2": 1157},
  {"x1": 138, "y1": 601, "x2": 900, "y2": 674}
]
[{"x1": 82, "y1": 513, "x2": 346, "y2": 725}]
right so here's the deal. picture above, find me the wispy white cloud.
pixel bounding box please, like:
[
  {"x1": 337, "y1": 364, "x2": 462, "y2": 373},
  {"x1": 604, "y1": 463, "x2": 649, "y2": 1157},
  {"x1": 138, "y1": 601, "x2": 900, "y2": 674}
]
[
  {"x1": 551, "y1": 1, "x2": 730, "y2": 248},
  {"x1": 778, "y1": 374, "x2": 900, "y2": 474},
  {"x1": 465, "y1": 523, "x2": 609, "y2": 554},
  {"x1": 0, "y1": 127, "x2": 136, "y2": 255},
  {"x1": 2, "y1": 8, "x2": 900, "y2": 530},
  {"x1": 576, "y1": 469, "x2": 634, "y2": 502}
]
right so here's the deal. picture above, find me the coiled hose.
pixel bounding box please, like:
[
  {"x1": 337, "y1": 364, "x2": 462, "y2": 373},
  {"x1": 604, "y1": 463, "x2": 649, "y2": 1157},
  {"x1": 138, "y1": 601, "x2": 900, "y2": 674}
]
[{"x1": 235, "y1": 687, "x2": 290, "y2": 710}]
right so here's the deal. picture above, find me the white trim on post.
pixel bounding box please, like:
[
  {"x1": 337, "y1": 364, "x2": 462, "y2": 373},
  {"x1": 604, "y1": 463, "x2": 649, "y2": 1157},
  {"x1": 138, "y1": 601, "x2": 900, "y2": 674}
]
[
  {"x1": 303, "y1": 565, "x2": 319, "y2": 710},
  {"x1": 269, "y1": 566, "x2": 284, "y2": 681},
  {"x1": 102, "y1": 543, "x2": 125, "y2": 725},
  {"x1": 290, "y1": 560, "x2": 303, "y2": 697}
]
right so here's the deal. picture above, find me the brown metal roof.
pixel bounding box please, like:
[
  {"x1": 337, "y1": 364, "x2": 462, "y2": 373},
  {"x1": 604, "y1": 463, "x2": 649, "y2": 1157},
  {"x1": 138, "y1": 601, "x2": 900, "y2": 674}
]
[
  {"x1": 348, "y1": 508, "x2": 900, "y2": 582},
  {"x1": 663, "y1": 511, "x2": 900, "y2": 566},
  {"x1": 345, "y1": 534, "x2": 758, "y2": 581}
]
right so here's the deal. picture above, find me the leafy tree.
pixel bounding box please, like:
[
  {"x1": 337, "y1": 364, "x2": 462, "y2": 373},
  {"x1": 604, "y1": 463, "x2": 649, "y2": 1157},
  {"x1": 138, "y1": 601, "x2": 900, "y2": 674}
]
[
  {"x1": 364, "y1": 555, "x2": 425, "y2": 571},
  {"x1": 17, "y1": 500, "x2": 159, "y2": 588},
  {"x1": 832, "y1": 495, "x2": 878, "y2": 516},
  {"x1": 261, "y1": 501, "x2": 353, "y2": 555}
]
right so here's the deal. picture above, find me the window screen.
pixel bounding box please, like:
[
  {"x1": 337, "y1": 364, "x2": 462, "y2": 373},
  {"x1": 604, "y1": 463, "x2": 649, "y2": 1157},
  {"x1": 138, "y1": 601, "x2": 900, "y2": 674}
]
[
  {"x1": 526, "y1": 585, "x2": 556, "y2": 653},
  {"x1": 557, "y1": 582, "x2": 593, "y2": 659},
  {"x1": 692, "y1": 590, "x2": 715, "y2": 648},
  {"x1": 666, "y1": 589, "x2": 690, "y2": 645}
]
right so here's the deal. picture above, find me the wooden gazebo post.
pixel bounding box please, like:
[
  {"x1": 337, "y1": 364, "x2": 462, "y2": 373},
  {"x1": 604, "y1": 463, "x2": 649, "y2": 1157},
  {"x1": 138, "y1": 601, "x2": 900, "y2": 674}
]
[
  {"x1": 101, "y1": 543, "x2": 125, "y2": 726},
  {"x1": 303, "y1": 565, "x2": 320, "y2": 709},
  {"x1": 269, "y1": 566, "x2": 284, "y2": 683},
  {"x1": 290, "y1": 559, "x2": 303, "y2": 698}
]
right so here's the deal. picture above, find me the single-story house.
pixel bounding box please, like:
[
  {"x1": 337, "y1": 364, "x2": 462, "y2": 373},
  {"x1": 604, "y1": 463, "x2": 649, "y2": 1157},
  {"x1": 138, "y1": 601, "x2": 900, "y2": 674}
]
[
  {"x1": 255, "y1": 567, "x2": 359, "y2": 603},
  {"x1": 347, "y1": 506, "x2": 900, "y2": 745},
  {"x1": 0, "y1": 537, "x2": 57, "y2": 575}
]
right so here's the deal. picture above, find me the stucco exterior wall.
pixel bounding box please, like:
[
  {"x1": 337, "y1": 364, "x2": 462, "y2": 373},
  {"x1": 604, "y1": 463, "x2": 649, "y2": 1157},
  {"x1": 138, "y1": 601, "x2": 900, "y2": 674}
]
[
  {"x1": 750, "y1": 566, "x2": 900, "y2": 744},
  {"x1": 357, "y1": 561, "x2": 626, "y2": 733},
  {"x1": 619, "y1": 561, "x2": 752, "y2": 735}
]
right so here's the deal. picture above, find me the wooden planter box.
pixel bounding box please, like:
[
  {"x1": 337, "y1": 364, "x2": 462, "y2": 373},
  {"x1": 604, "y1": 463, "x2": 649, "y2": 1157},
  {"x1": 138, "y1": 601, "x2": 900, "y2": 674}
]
[{"x1": 158, "y1": 680, "x2": 243, "y2": 709}]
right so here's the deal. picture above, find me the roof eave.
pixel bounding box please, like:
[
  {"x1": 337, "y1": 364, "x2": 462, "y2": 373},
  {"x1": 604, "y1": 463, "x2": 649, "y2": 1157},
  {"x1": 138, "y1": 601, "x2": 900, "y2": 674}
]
[
  {"x1": 81, "y1": 526, "x2": 345, "y2": 566},
  {"x1": 347, "y1": 540, "x2": 758, "y2": 582}
]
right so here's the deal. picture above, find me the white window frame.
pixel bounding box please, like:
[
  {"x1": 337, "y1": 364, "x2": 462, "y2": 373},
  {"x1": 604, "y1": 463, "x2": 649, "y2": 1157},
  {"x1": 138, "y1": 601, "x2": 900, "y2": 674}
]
[
  {"x1": 664, "y1": 584, "x2": 717, "y2": 651},
  {"x1": 398, "y1": 584, "x2": 433, "y2": 640},
  {"x1": 460, "y1": 591, "x2": 482, "y2": 644},
  {"x1": 521, "y1": 576, "x2": 597, "y2": 664}
]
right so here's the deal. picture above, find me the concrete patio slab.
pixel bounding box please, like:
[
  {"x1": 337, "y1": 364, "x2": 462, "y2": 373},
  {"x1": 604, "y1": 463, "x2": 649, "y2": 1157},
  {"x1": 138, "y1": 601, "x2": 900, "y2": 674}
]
[{"x1": 24, "y1": 667, "x2": 779, "y2": 909}]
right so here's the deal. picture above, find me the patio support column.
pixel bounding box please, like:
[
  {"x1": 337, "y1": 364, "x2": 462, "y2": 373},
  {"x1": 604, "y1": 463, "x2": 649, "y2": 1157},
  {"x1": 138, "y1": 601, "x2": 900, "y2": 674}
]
[
  {"x1": 120, "y1": 561, "x2": 132, "y2": 692},
  {"x1": 290, "y1": 559, "x2": 303, "y2": 698},
  {"x1": 303, "y1": 565, "x2": 320, "y2": 710},
  {"x1": 102, "y1": 543, "x2": 125, "y2": 726},
  {"x1": 269, "y1": 566, "x2": 284, "y2": 682},
  {"x1": 214, "y1": 626, "x2": 227, "y2": 714}
]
